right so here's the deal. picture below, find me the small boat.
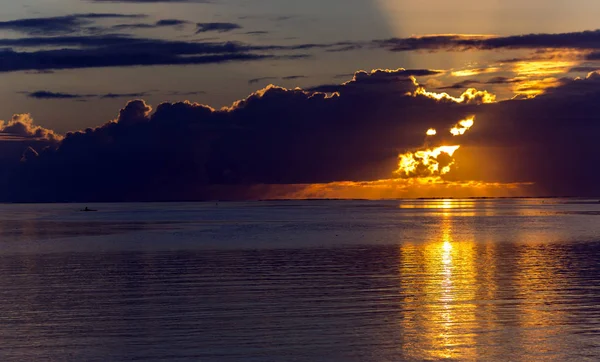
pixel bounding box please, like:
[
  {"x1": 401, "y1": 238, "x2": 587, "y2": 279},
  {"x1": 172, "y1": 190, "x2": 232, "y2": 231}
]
[{"x1": 80, "y1": 207, "x2": 97, "y2": 212}]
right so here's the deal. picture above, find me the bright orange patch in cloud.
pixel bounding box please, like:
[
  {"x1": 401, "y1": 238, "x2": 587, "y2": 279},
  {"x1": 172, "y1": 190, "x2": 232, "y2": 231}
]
[
  {"x1": 412, "y1": 77, "x2": 496, "y2": 104},
  {"x1": 451, "y1": 67, "x2": 500, "y2": 77},
  {"x1": 513, "y1": 77, "x2": 562, "y2": 98},
  {"x1": 273, "y1": 115, "x2": 533, "y2": 199},
  {"x1": 514, "y1": 60, "x2": 577, "y2": 76},
  {"x1": 397, "y1": 116, "x2": 475, "y2": 178},
  {"x1": 397, "y1": 145, "x2": 461, "y2": 177},
  {"x1": 510, "y1": 53, "x2": 583, "y2": 98},
  {"x1": 279, "y1": 178, "x2": 533, "y2": 200},
  {"x1": 450, "y1": 116, "x2": 474, "y2": 136}
]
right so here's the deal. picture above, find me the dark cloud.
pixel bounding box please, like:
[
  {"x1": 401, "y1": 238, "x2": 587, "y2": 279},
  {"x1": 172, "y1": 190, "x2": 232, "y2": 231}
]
[
  {"x1": 326, "y1": 44, "x2": 363, "y2": 52},
  {"x1": 0, "y1": 13, "x2": 144, "y2": 35},
  {"x1": 569, "y1": 66, "x2": 600, "y2": 73},
  {"x1": 196, "y1": 23, "x2": 241, "y2": 33},
  {"x1": 167, "y1": 90, "x2": 206, "y2": 96},
  {"x1": 26, "y1": 91, "x2": 86, "y2": 99},
  {"x1": 0, "y1": 34, "x2": 340, "y2": 72},
  {"x1": 375, "y1": 29, "x2": 600, "y2": 52},
  {"x1": 25, "y1": 70, "x2": 55, "y2": 75},
  {"x1": 486, "y1": 77, "x2": 524, "y2": 84},
  {"x1": 248, "y1": 77, "x2": 278, "y2": 85},
  {"x1": 0, "y1": 35, "x2": 146, "y2": 48},
  {"x1": 248, "y1": 75, "x2": 307, "y2": 85},
  {"x1": 4, "y1": 69, "x2": 600, "y2": 201},
  {"x1": 24, "y1": 90, "x2": 151, "y2": 99},
  {"x1": 101, "y1": 92, "x2": 149, "y2": 99},
  {"x1": 111, "y1": 19, "x2": 190, "y2": 30},
  {"x1": 585, "y1": 52, "x2": 600, "y2": 61},
  {"x1": 1, "y1": 70, "x2": 466, "y2": 201},
  {"x1": 309, "y1": 68, "x2": 442, "y2": 93},
  {"x1": 438, "y1": 76, "x2": 527, "y2": 90},
  {"x1": 245, "y1": 31, "x2": 269, "y2": 35},
  {"x1": 437, "y1": 80, "x2": 481, "y2": 90},
  {"x1": 282, "y1": 75, "x2": 307, "y2": 80},
  {"x1": 156, "y1": 19, "x2": 190, "y2": 26},
  {"x1": 0, "y1": 37, "x2": 280, "y2": 72}
]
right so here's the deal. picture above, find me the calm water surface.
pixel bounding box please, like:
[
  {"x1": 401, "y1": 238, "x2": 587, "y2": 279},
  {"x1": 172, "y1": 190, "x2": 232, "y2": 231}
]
[{"x1": 0, "y1": 199, "x2": 599, "y2": 361}]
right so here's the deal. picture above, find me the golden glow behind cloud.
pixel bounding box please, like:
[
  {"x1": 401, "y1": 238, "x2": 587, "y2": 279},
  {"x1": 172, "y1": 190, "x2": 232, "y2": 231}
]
[
  {"x1": 510, "y1": 51, "x2": 583, "y2": 98},
  {"x1": 412, "y1": 77, "x2": 496, "y2": 104},
  {"x1": 397, "y1": 145, "x2": 461, "y2": 177},
  {"x1": 280, "y1": 178, "x2": 533, "y2": 200},
  {"x1": 451, "y1": 67, "x2": 500, "y2": 77},
  {"x1": 450, "y1": 116, "x2": 474, "y2": 136},
  {"x1": 397, "y1": 116, "x2": 475, "y2": 178}
]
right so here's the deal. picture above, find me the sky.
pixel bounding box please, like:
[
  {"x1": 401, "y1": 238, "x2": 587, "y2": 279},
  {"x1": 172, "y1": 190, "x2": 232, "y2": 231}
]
[{"x1": 2, "y1": 0, "x2": 600, "y2": 201}]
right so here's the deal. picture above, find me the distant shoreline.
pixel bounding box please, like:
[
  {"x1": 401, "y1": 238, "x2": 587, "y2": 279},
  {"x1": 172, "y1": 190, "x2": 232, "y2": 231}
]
[{"x1": 1, "y1": 196, "x2": 597, "y2": 205}]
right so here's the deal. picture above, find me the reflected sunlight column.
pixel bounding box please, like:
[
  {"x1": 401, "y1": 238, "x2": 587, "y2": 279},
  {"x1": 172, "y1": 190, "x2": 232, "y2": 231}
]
[{"x1": 398, "y1": 200, "x2": 479, "y2": 360}]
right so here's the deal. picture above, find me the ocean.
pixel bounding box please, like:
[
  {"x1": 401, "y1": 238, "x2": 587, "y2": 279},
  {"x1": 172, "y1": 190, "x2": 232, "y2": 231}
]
[{"x1": 1, "y1": 199, "x2": 599, "y2": 361}]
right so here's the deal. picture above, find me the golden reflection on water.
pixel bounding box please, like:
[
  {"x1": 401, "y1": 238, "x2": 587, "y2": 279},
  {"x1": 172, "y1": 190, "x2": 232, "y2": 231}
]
[
  {"x1": 398, "y1": 206, "x2": 568, "y2": 361},
  {"x1": 399, "y1": 199, "x2": 476, "y2": 210},
  {"x1": 399, "y1": 214, "x2": 478, "y2": 360},
  {"x1": 513, "y1": 244, "x2": 568, "y2": 358}
]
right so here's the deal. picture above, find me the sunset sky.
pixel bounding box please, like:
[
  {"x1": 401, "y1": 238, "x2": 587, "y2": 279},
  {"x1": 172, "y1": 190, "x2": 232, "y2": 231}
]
[{"x1": 2, "y1": 0, "x2": 600, "y2": 201}]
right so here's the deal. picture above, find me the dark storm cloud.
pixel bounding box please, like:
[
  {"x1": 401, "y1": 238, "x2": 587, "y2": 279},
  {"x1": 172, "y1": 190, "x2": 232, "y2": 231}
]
[
  {"x1": 1, "y1": 70, "x2": 468, "y2": 201},
  {"x1": 196, "y1": 23, "x2": 241, "y2": 33},
  {"x1": 0, "y1": 13, "x2": 144, "y2": 35},
  {"x1": 444, "y1": 71, "x2": 600, "y2": 196},
  {"x1": 4, "y1": 69, "x2": 600, "y2": 201}
]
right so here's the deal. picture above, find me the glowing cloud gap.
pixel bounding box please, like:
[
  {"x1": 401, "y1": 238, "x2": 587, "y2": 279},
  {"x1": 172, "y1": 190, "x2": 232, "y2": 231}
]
[
  {"x1": 411, "y1": 77, "x2": 496, "y2": 104},
  {"x1": 396, "y1": 116, "x2": 476, "y2": 178},
  {"x1": 451, "y1": 67, "x2": 500, "y2": 77},
  {"x1": 450, "y1": 116, "x2": 475, "y2": 136},
  {"x1": 396, "y1": 145, "x2": 461, "y2": 177}
]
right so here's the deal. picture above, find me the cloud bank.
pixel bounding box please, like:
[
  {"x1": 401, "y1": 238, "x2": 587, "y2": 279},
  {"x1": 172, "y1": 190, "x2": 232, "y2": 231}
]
[{"x1": 3, "y1": 69, "x2": 600, "y2": 201}]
